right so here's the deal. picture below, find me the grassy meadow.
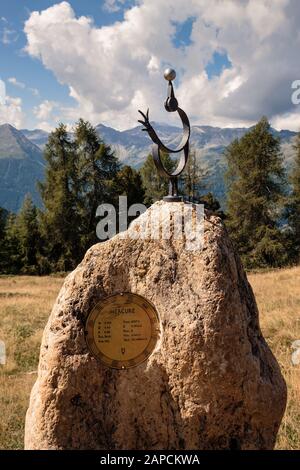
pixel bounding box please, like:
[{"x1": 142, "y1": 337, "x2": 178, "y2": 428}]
[{"x1": 0, "y1": 268, "x2": 299, "y2": 450}]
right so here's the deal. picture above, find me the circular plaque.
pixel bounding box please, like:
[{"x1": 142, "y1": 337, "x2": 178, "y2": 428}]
[{"x1": 85, "y1": 293, "x2": 160, "y2": 369}]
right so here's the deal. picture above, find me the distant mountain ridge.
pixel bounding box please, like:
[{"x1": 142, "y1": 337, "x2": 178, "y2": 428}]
[
  {"x1": 0, "y1": 124, "x2": 44, "y2": 212},
  {"x1": 0, "y1": 122, "x2": 297, "y2": 212},
  {"x1": 20, "y1": 128, "x2": 49, "y2": 150},
  {"x1": 92, "y1": 123, "x2": 297, "y2": 206}
]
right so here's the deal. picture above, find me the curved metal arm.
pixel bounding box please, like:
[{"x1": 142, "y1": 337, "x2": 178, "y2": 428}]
[
  {"x1": 138, "y1": 68, "x2": 190, "y2": 201},
  {"x1": 137, "y1": 107, "x2": 190, "y2": 155}
]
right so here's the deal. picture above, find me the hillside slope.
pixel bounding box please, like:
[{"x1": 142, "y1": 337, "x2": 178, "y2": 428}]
[{"x1": 0, "y1": 124, "x2": 44, "y2": 212}]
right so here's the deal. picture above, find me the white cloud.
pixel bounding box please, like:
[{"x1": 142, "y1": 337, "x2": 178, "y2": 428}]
[
  {"x1": 29, "y1": 87, "x2": 40, "y2": 97},
  {"x1": 33, "y1": 98, "x2": 83, "y2": 130},
  {"x1": 8, "y1": 77, "x2": 40, "y2": 98},
  {"x1": 1, "y1": 26, "x2": 18, "y2": 44},
  {"x1": 0, "y1": 79, "x2": 5, "y2": 105},
  {"x1": 0, "y1": 95, "x2": 24, "y2": 128},
  {"x1": 24, "y1": 0, "x2": 300, "y2": 130},
  {"x1": 103, "y1": 0, "x2": 128, "y2": 13},
  {"x1": 271, "y1": 111, "x2": 300, "y2": 132},
  {"x1": 8, "y1": 77, "x2": 26, "y2": 89},
  {"x1": 35, "y1": 121, "x2": 54, "y2": 132},
  {"x1": 34, "y1": 100, "x2": 57, "y2": 121}
]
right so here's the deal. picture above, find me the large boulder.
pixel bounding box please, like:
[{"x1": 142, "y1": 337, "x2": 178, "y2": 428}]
[{"x1": 25, "y1": 201, "x2": 286, "y2": 450}]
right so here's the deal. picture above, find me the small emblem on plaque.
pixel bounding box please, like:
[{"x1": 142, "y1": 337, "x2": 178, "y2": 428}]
[{"x1": 85, "y1": 293, "x2": 160, "y2": 369}]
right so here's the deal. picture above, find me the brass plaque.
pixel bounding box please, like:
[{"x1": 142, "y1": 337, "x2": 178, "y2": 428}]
[{"x1": 85, "y1": 293, "x2": 160, "y2": 369}]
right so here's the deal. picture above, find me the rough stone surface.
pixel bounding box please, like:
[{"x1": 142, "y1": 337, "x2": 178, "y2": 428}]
[{"x1": 25, "y1": 202, "x2": 287, "y2": 450}]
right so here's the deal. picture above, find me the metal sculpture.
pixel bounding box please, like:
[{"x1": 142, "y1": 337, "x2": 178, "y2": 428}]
[{"x1": 138, "y1": 68, "x2": 191, "y2": 202}]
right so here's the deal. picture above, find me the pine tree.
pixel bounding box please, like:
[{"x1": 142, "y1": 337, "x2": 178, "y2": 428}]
[
  {"x1": 180, "y1": 149, "x2": 207, "y2": 202},
  {"x1": 0, "y1": 207, "x2": 6, "y2": 238},
  {"x1": 199, "y1": 192, "x2": 225, "y2": 218},
  {"x1": 0, "y1": 207, "x2": 9, "y2": 272},
  {"x1": 287, "y1": 132, "x2": 300, "y2": 261},
  {"x1": 74, "y1": 119, "x2": 120, "y2": 249},
  {"x1": 16, "y1": 195, "x2": 41, "y2": 273},
  {"x1": 140, "y1": 153, "x2": 176, "y2": 205},
  {"x1": 2, "y1": 213, "x2": 22, "y2": 274},
  {"x1": 114, "y1": 165, "x2": 145, "y2": 207},
  {"x1": 112, "y1": 165, "x2": 145, "y2": 231},
  {"x1": 225, "y1": 117, "x2": 287, "y2": 268},
  {"x1": 38, "y1": 123, "x2": 81, "y2": 272}
]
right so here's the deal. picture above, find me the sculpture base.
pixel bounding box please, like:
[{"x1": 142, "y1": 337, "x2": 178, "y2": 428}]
[{"x1": 163, "y1": 195, "x2": 183, "y2": 202}]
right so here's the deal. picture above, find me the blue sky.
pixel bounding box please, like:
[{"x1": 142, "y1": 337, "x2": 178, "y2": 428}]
[
  {"x1": 0, "y1": 1, "x2": 137, "y2": 128},
  {"x1": 0, "y1": 1, "x2": 299, "y2": 131}
]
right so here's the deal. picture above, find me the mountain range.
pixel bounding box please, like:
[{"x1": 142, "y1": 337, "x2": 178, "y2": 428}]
[
  {"x1": 0, "y1": 122, "x2": 297, "y2": 212},
  {"x1": 0, "y1": 124, "x2": 44, "y2": 212}
]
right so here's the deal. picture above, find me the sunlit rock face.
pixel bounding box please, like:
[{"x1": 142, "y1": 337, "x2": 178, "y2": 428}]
[{"x1": 25, "y1": 202, "x2": 286, "y2": 450}]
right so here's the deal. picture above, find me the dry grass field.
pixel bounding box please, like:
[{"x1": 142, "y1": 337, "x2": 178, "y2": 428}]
[
  {"x1": 249, "y1": 267, "x2": 300, "y2": 450},
  {"x1": 0, "y1": 268, "x2": 299, "y2": 450},
  {"x1": 0, "y1": 276, "x2": 64, "y2": 450}
]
